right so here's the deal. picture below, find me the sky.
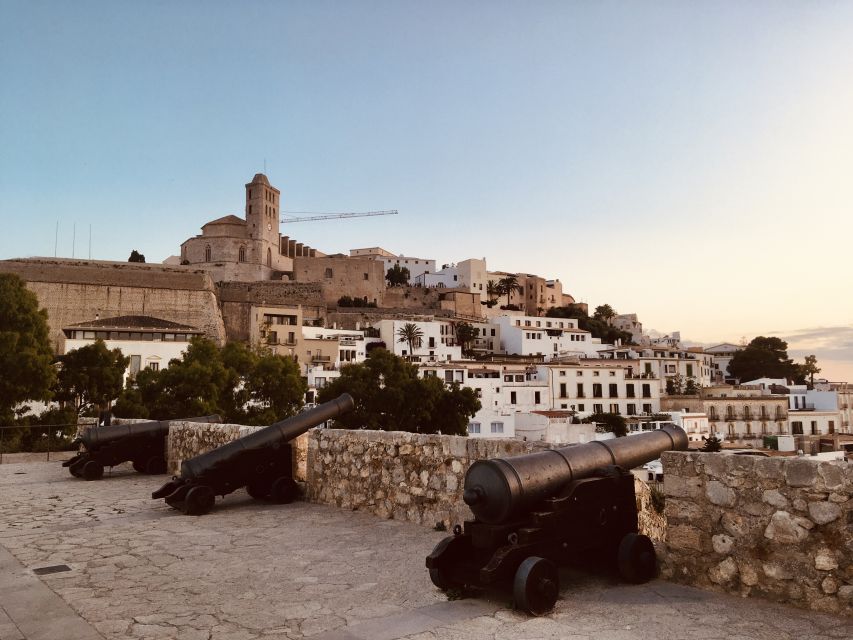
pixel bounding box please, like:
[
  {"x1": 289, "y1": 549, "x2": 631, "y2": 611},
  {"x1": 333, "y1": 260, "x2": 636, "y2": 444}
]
[{"x1": 1, "y1": 1, "x2": 852, "y2": 380}]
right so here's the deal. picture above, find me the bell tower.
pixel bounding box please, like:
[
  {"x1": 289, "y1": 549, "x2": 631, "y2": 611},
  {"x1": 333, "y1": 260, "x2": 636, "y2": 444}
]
[{"x1": 245, "y1": 173, "x2": 281, "y2": 244}]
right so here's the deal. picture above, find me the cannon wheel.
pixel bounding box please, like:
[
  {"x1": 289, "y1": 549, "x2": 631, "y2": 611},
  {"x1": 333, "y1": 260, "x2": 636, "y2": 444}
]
[
  {"x1": 246, "y1": 480, "x2": 270, "y2": 500},
  {"x1": 617, "y1": 533, "x2": 657, "y2": 584},
  {"x1": 513, "y1": 556, "x2": 558, "y2": 616},
  {"x1": 428, "y1": 567, "x2": 463, "y2": 592},
  {"x1": 145, "y1": 456, "x2": 167, "y2": 475},
  {"x1": 270, "y1": 477, "x2": 298, "y2": 504},
  {"x1": 82, "y1": 461, "x2": 104, "y2": 481},
  {"x1": 184, "y1": 486, "x2": 215, "y2": 516}
]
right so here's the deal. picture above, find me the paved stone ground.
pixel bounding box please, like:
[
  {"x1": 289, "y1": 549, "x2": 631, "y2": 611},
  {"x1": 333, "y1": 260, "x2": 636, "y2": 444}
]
[{"x1": 0, "y1": 462, "x2": 850, "y2": 640}]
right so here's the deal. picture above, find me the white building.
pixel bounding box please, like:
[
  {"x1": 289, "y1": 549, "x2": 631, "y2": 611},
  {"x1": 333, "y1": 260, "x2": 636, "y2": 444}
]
[
  {"x1": 350, "y1": 247, "x2": 435, "y2": 284},
  {"x1": 415, "y1": 258, "x2": 488, "y2": 299},
  {"x1": 704, "y1": 343, "x2": 743, "y2": 384},
  {"x1": 744, "y1": 378, "x2": 842, "y2": 436},
  {"x1": 493, "y1": 315, "x2": 599, "y2": 360},
  {"x1": 62, "y1": 315, "x2": 202, "y2": 383},
  {"x1": 376, "y1": 319, "x2": 462, "y2": 363},
  {"x1": 545, "y1": 361, "x2": 661, "y2": 418},
  {"x1": 595, "y1": 345, "x2": 715, "y2": 392},
  {"x1": 515, "y1": 411, "x2": 597, "y2": 444},
  {"x1": 662, "y1": 411, "x2": 711, "y2": 443}
]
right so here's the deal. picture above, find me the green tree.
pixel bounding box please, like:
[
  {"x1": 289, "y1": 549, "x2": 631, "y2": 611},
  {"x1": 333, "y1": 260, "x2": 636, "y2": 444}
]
[
  {"x1": 385, "y1": 264, "x2": 410, "y2": 287},
  {"x1": 0, "y1": 274, "x2": 56, "y2": 423},
  {"x1": 593, "y1": 304, "x2": 617, "y2": 325},
  {"x1": 546, "y1": 304, "x2": 632, "y2": 345},
  {"x1": 486, "y1": 279, "x2": 500, "y2": 304},
  {"x1": 799, "y1": 354, "x2": 821, "y2": 388},
  {"x1": 684, "y1": 377, "x2": 699, "y2": 395},
  {"x1": 728, "y1": 336, "x2": 799, "y2": 383},
  {"x1": 582, "y1": 412, "x2": 628, "y2": 437},
  {"x1": 128, "y1": 250, "x2": 146, "y2": 263},
  {"x1": 454, "y1": 322, "x2": 478, "y2": 356},
  {"x1": 112, "y1": 385, "x2": 149, "y2": 419},
  {"x1": 54, "y1": 340, "x2": 129, "y2": 416},
  {"x1": 498, "y1": 275, "x2": 521, "y2": 306},
  {"x1": 243, "y1": 351, "x2": 306, "y2": 424},
  {"x1": 701, "y1": 434, "x2": 723, "y2": 453},
  {"x1": 317, "y1": 349, "x2": 479, "y2": 435},
  {"x1": 396, "y1": 322, "x2": 424, "y2": 359}
]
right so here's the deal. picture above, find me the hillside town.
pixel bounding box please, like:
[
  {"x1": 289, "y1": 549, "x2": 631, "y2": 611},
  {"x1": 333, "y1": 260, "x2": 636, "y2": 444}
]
[{"x1": 3, "y1": 173, "x2": 851, "y2": 459}]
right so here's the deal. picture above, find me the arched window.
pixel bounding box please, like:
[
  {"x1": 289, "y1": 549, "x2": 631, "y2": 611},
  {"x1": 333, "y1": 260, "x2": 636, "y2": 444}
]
[
  {"x1": 239, "y1": 246, "x2": 246, "y2": 263},
  {"x1": 267, "y1": 248, "x2": 272, "y2": 267},
  {"x1": 204, "y1": 245, "x2": 211, "y2": 262},
  {"x1": 728, "y1": 423, "x2": 735, "y2": 436}
]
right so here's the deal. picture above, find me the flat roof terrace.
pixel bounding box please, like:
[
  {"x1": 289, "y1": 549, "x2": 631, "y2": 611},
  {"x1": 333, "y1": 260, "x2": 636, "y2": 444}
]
[{"x1": 0, "y1": 461, "x2": 850, "y2": 640}]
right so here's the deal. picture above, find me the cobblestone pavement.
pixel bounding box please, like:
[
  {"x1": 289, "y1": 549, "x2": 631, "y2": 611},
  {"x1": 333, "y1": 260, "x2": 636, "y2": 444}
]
[{"x1": 0, "y1": 461, "x2": 850, "y2": 640}]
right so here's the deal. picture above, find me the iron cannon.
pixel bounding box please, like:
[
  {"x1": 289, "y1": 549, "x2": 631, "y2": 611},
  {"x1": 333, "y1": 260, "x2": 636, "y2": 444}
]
[
  {"x1": 63, "y1": 415, "x2": 221, "y2": 480},
  {"x1": 426, "y1": 425, "x2": 688, "y2": 615},
  {"x1": 152, "y1": 394, "x2": 354, "y2": 515}
]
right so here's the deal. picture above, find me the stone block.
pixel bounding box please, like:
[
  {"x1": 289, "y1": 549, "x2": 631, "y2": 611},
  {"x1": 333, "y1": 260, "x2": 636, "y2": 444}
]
[
  {"x1": 712, "y1": 534, "x2": 734, "y2": 555},
  {"x1": 764, "y1": 511, "x2": 810, "y2": 544},
  {"x1": 818, "y1": 463, "x2": 845, "y2": 491},
  {"x1": 762, "y1": 562, "x2": 794, "y2": 580},
  {"x1": 706, "y1": 481, "x2": 736, "y2": 507},
  {"x1": 762, "y1": 489, "x2": 788, "y2": 509},
  {"x1": 664, "y1": 475, "x2": 703, "y2": 499},
  {"x1": 814, "y1": 549, "x2": 838, "y2": 571},
  {"x1": 808, "y1": 501, "x2": 842, "y2": 525},
  {"x1": 708, "y1": 557, "x2": 738, "y2": 584},
  {"x1": 667, "y1": 525, "x2": 706, "y2": 552},
  {"x1": 785, "y1": 459, "x2": 818, "y2": 488}
]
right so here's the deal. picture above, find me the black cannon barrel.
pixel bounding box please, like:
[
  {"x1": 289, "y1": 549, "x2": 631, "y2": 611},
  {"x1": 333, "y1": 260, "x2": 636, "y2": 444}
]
[
  {"x1": 180, "y1": 394, "x2": 354, "y2": 479},
  {"x1": 463, "y1": 424, "x2": 688, "y2": 524},
  {"x1": 80, "y1": 415, "x2": 222, "y2": 449}
]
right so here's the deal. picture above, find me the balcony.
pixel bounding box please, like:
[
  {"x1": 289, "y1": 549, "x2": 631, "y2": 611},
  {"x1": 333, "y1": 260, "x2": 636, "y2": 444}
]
[{"x1": 312, "y1": 355, "x2": 332, "y2": 363}]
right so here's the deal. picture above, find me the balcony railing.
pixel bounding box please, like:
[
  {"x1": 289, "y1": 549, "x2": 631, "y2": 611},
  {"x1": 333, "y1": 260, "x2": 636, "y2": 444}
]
[{"x1": 312, "y1": 355, "x2": 332, "y2": 363}]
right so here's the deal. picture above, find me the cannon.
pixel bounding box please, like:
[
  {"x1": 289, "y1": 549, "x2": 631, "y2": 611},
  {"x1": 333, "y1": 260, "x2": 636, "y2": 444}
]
[
  {"x1": 63, "y1": 415, "x2": 221, "y2": 481},
  {"x1": 425, "y1": 425, "x2": 688, "y2": 615},
  {"x1": 152, "y1": 393, "x2": 354, "y2": 515}
]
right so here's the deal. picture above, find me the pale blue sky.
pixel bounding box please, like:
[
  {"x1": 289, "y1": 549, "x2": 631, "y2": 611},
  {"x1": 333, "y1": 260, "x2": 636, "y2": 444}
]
[{"x1": 2, "y1": 1, "x2": 852, "y2": 378}]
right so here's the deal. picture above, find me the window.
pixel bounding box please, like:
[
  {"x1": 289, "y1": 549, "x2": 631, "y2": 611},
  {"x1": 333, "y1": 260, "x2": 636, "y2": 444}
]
[
  {"x1": 205, "y1": 245, "x2": 211, "y2": 261},
  {"x1": 610, "y1": 404, "x2": 620, "y2": 414},
  {"x1": 644, "y1": 363, "x2": 652, "y2": 374},
  {"x1": 535, "y1": 391, "x2": 541, "y2": 404},
  {"x1": 576, "y1": 371, "x2": 583, "y2": 376},
  {"x1": 468, "y1": 422, "x2": 481, "y2": 434},
  {"x1": 626, "y1": 384, "x2": 635, "y2": 398},
  {"x1": 609, "y1": 383, "x2": 618, "y2": 398},
  {"x1": 577, "y1": 383, "x2": 585, "y2": 398},
  {"x1": 642, "y1": 384, "x2": 651, "y2": 398},
  {"x1": 792, "y1": 421, "x2": 803, "y2": 435},
  {"x1": 593, "y1": 383, "x2": 602, "y2": 398},
  {"x1": 490, "y1": 422, "x2": 504, "y2": 434},
  {"x1": 643, "y1": 403, "x2": 653, "y2": 414},
  {"x1": 363, "y1": 273, "x2": 369, "y2": 280},
  {"x1": 593, "y1": 404, "x2": 604, "y2": 414},
  {"x1": 267, "y1": 248, "x2": 272, "y2": 267},
  {"x1": 324, "y1": 268, "x2": 333, "y2": 278},
  {"x1": 686, "y1": 364, "x2": 694, "y2": 377},
  {"x1": 593, "y1": 371, "x2": 600, "y2": 377},
  {"x1": 627, "y1": 403, "x2": 636, "y2": 415},
  {"x1": 510, "y1": 392, "x2": 517, "y2": 404},
  {"x1": 559, "y1": 383, "x2": 567, "y2": 398},
  {"x1": 148, "y1": 362, "x2": 159, "y2": 371},
  {"x1": 811, "y1": 421, "x2": 818, "y2": 435},
  {"x1": 609, "y1": 371, "x2": 616, "y2": 377},
  {"x1": 577, "y1": 403, "x2": 585, "y2": 411},
  {"x1": 559, "y1": 370, "x2": 566, "y2": 376},
  {"x1": 239, "y1": 246, "x2": 246, "y2": 262}
]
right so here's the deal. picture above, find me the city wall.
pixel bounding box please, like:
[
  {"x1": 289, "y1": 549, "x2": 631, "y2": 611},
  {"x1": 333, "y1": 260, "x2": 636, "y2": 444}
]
[
  {"x1": 217, "y1": 281, "x2": 326, "y2": 342},
  {"x1": 661, "y1": 451, "x2": 852, "y2": 615},
  {"x1": 0, "y1": 259, "x2": 226, "y2": 350}
]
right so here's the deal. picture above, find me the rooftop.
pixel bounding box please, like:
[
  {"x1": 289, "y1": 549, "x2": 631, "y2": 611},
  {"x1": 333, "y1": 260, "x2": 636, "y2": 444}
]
[
  {"x1": 0, "y1": 460, "x2": 849, "y2": 640},
  {"x1": 65, "y1": 315, "x2": 200, "y2": 332}
]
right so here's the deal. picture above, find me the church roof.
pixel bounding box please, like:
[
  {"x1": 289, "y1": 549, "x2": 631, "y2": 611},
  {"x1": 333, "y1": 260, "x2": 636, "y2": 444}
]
[
  {"x1": 65, "y1": 315, "x2": 201, "y2": 332},
  {"x1": 203, "y1": 215, "x2": 245, "y2": 227},
  {"x1": 249, "y1": 173, "x2": 270, "y2": 186}
]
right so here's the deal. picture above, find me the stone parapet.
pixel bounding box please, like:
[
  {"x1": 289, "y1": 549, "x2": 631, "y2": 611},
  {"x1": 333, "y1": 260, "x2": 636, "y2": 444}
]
[
  {"x1": 165, "y1": 421, "x2": 308, "y2": 481},
  {"x1": 307, "y1": 429, "x2": 666, "y2": 539},
  {"x1": 661, "y1": 451, "x2": 852, "y2": 616}
]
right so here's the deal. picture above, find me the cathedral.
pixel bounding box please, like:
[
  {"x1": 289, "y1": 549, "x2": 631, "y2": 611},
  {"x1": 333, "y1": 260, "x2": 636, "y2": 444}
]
[{"x1": 179, "y1": 173, "x2": 322, "y2": 282}]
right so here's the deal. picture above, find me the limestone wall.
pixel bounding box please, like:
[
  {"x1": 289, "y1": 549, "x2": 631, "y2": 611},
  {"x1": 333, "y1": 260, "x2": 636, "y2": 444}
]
[
  {"x1": 307, "y1": 429, "x2": 665, "y2": 538},
  {"x1": 0, "y1": 258, "x2": 226, "y2": 351},
  {"x1": 165, "y1": 422, "x2": 308, "y2": 481},
  {"x1": 662, "y1": 451, "x2": 852, "y2": 615}
]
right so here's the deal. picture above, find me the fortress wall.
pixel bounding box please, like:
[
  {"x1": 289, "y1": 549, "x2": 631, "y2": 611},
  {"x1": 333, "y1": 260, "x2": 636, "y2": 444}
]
[
  {"x1": 662, "y1": 451, "x2": 852, "y2": 615},
  {"x1": 0, "y1": 259, "x2": 226, "y2": 351}
]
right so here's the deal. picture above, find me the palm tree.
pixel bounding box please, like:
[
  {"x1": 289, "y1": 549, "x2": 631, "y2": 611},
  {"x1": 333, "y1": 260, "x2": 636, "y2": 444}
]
[
  {"x1": 396, "y1": 323, "x2": 424, "y2": 360},
  {"x1": 486, "y1": 279, "x2": 500, "y2": 303},
  {"x1": 498, "y1": 275, "x2": 521, "y2": 307}
]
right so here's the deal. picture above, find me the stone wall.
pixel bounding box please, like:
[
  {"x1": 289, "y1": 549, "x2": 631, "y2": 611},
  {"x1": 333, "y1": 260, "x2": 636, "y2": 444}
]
[
  {"x1": 165, "y1": 422, "x2": 308, "y2": 481},
  {"x1": 0, "y1": 258, "x2": 226, "y2": 351},
  {"x1": 307, "y1": 429, "x2": 665, "y2": 539},
  {"x1": 661, "y1": 451, "x2": 852, "y2": 615}
]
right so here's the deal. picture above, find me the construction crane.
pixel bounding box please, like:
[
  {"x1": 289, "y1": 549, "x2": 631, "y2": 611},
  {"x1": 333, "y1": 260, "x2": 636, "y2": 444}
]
[{"x1": 280, "y1": 210, "x2": 398, "y2": 223}]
